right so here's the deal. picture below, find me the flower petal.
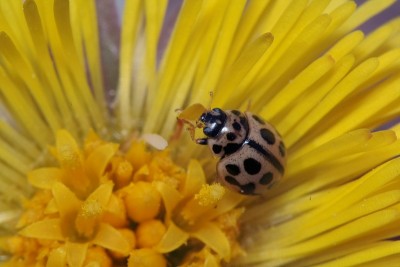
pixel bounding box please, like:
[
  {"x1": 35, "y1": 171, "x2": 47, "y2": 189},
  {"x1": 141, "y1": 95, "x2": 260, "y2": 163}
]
[
  {"x1": 316, "y1": 241, "x2": 400, "y2": 267},
  {"x1": 28, "y1": 167, "x2": 63, "y2": 189},
  {"x1": 191, "y1": 222, "x2": 231, "y2": 261},
  {"x1": 20, "y1": 218, "x2": 63, "y2": 240},
  {"x1": 87, "y1": 180, "x2": 114, "y2": 207},
  {"x1": 202, "y1": 190, "x2": 245, "y2": 221},
  {"x1": 52, "y1": 182, "x2": 81, "y2": 217},
  {"x1": 44, "y1": 199, "x2": 58, "y2": 214},
  {"x1": 92, "y1": 223, "x2": 130, "y2": 254},
  {"x1": 177, "y1": 103, "x2": 206, "y2": 121},
  {"x1": 156, "y1": 222, "x2": 189, "y2": 253},
  {"x1": 154, "y1": 181, "x2": 183, "y2": 220},
  {"x1": 204, "y1": 248, "x2": 221, "y2": 267},
  {"x1": 46, "y1": 246, "x2": 67, "y2": 267},
  {"x1": 85, "y1": 143, "x2": 119, "y2": 183},
  {"x1": 183, "y1": 159, "x2": 206, "y2": 198},
  {"x1": 65, "y1": 241, "x2": 89, "y2": 267},
  {"x1": 56, "y1": 129, "x2": 84, "y2": 171}
]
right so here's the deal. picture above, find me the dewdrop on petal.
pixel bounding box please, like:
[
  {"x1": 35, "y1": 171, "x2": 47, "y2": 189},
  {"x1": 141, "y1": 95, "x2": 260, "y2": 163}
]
[
  {"x1": 136, "y1": 219, "x2": 166, "y2": 248},
  {"x1": 123, "y1": 182, "x2": 161, "y2": 222},
  {"x1": 128, "y1": 248, "x2": 167, "y2": 267}
]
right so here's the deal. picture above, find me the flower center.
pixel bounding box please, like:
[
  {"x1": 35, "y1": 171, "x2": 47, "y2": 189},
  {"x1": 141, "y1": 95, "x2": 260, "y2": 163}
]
[{"x1": 75, "y1": 198, "x2": 103, "y2": 239}]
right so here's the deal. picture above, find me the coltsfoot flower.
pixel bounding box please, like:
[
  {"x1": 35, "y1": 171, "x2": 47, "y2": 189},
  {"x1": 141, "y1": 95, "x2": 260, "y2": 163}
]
[
  {"x1": 3, "y1": 130, "x2": 243, "y2": 266},
  {"x1": 1, "y1": 0, "x2": 400, "y2": 266}
]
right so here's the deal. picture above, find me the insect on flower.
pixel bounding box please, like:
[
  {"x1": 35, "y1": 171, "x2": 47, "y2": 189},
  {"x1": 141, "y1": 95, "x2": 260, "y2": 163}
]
[{"x1": 177, "y1": 103, "x2": 286, "y2": 195}]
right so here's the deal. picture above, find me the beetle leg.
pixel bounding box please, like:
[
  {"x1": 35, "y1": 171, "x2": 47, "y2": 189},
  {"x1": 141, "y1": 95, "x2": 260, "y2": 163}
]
[{"x1": 196, "y1": 138, "x2": 208, "y2": 145}]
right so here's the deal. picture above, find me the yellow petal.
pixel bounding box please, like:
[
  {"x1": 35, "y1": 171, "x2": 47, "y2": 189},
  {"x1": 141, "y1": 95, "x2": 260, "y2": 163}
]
[
  {"x1": 23, "y1": 0, "x2": 78, "y2": 135},
  {"x1": 46, "y1": 247, "x2": 67, "y2": 267},
  {"x1": 20, "y1": 218, "x2": 63, "y2": 240},
  {"x1": 53, "y1": 0, "x2": 105, "y2": 132},
  {"x1": 154, "y1": 181, "x2": 183, "y2": 220},
  {"x1": 214, "y1": 32, "x2": 275, "y2": 107},
  {"x1": 143, "y1": 0, "x2": 204, "y2": 133},
  {"x1": 85, "y1": 143, "x2": 119, "y2": 183},
  {"x1": 52, "y1": 182, "x2": 81, "y2": 217},
  {"x1": 274, "y1": 190, "x2": 400, "y2": 248},
  {"x1": 44, "y1": 199, "x2": 58, "y2": 214},
  {"x1": 183, "y1": 159, "x2": 206, "y2": 198},
  {"x1": 203, "y1": 190, "x2": 245, "y2": 221},
  {"x1": 191, "y1": 222, "x2": 231, "y2": 261},
  {"x1": 65, "y1": 241, "x2": 89, "y2": 267},
  {"x1": 92, "y1": 223, "x2": 130, "y2": 254},
  {"x1": 287, "y1": 57, "x2": 379, "y2": 148},
  {"x1": 87, "y1": 180, "x2": 114, "y2": 208},
  {"x1": 177, "y1": 103, "x2": 206, "y2": 121},
  {"x1": 261, "y1": 54, "x2": 335, "y2": 121},
  {"x1": 317, "y1": 241, "x2": 400, "y2": 267},
  {"x1": 117, "y1": 0, "x2": 142, "y2": 127},
  {"x1": 156, "y1": 222, "x2": 189, "y2": 253},
  {"x1": 27, "y1": 167, "x2": 63, "y2": 189},
  {"x1": 339, "y1": 0, "x2": 395, "y2": 33},
  {"x1": 56, "y1": 129, "x2": 84, "y2": 171},
  {"x1": 204, "y1": 250, "x2": 221, "y2": 267},
  {"x1": 128, "y1": 248, "x2": 167, "y2": 267},
  {"x1": 133, "y1": 165, "x2": 150, "y2": 182}
]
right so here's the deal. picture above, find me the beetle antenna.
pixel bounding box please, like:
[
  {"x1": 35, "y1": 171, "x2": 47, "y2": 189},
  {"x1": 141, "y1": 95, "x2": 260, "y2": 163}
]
[
  {"x1": 246, "y1": 99, "x2": 252, "y2": 112},
  {"x1": 207, "y1": 91, "x2": 214, "y2": 110}
]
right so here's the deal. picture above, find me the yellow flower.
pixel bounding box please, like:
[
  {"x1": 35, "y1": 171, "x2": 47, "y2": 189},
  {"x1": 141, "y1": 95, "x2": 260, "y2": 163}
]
[
  {"x1": 8, "y1": 130, "x2": 130, "y2": 266},
  {"x1": 1, "y1": 0, "x2": 400, "y2": 266}
]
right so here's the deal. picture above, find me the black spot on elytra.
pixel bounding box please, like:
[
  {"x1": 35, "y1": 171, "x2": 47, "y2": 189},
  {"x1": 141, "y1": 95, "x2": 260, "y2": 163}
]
[
  {"x1": 240, "y1": 116, "x2": 249, "y2": 133},
  {"x1": 247, "y1": 140, "x2": 285, "y2": 174},
  {"x1": 279, "y1": 141, "x2": 286, "y2": 157},
  {"x1": 226, "y1": 164, "x2": 240, "y2": 176},
  {"x1": 240, "y1": 183, "x2": 256, "y2": 195},
  {"x1": 224, "y1": 143, "x2": 241, "y2": 155},
  {"x1": 232, "y1": 122, "x2": 241, "y2": 131},
  {"x1": 244, "y1": 158, "x2": 261, "y2": 175},
  {"x1": 260, "y1": 128, "x2": 276, "y2": 145},
  {"x1": 231, "y1": 110, "x2": 241, "y2": 116},
  {"x1": 225, "y1": 176, "x2": 241, "y2": 186},
  {"x1": 226, "y1": 176, "x2": 256, "y2": 195},
  {"x1": 252, "y1": 115, "x2": 265, "y2": 124},
  {"x1": 227, "y1": 132, "x2": 236, "y2": 141},
  {"x1": 260, "y1": 172, "x2": 273, "y2": 185},
  {"x1": 212, "y1": 144, "x2": 222, "y2": 154}
]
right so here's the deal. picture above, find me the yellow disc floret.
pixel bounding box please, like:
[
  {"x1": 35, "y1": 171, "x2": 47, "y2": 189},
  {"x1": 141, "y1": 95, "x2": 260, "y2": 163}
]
[
  {"x1": 136, "y1": 219, "x2": 166, "y2": 248},
  {"x1": 5, "y1": 130, "x2": 243, "y2": 267},
  {"x1": 123, "y1": 182, "x2": 162, "y2": 223},
  {"x1": 128, "y1": 248, "x2": 167, "y2": 267}
]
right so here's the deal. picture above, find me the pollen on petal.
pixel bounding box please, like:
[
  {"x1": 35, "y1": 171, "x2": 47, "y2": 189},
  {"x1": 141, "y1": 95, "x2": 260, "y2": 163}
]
[
  {"x1": 56, "y1": 130, "x2": 84, "y2": 171},
  {"x1": 195, "y1": 183, "x2": 226, "y2": 207},
  {"x1": 75, "y1": 198, "x2": 103, "y2": 238}
]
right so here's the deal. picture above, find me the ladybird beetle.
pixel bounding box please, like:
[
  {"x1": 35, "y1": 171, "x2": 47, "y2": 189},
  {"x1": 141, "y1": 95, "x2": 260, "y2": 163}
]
[{"x1": 178, "y1": 106, "x2": 286, "y2": 195}]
